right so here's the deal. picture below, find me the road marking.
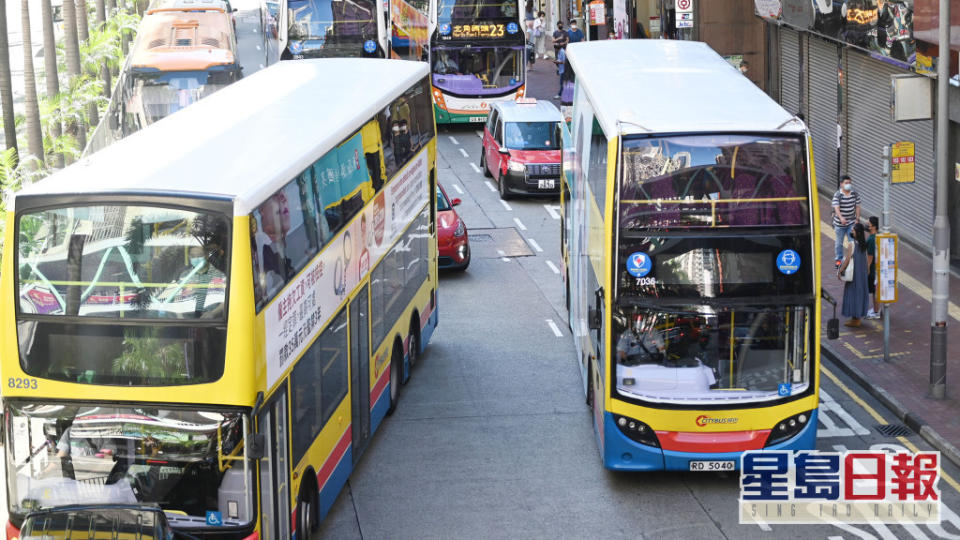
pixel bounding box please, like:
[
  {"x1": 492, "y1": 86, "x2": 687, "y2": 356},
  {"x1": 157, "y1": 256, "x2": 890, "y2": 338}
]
[
  {"x1": 544, "y1": 204, "x2": 560, "y2": 220},
  {"x1": 452, "y1": 184, "x2": 464, "y2": 195},
  {"x1": 485, "y1": 181, "x2": 496, "y2": 192},
  {"x1": 546, "y1": 260, "x2": 560, "y2": 274},
  {"x1": 842, "y1": 341, "x2": 908, "y2": 361},
  {"x1": 501, "y1": 257, "x2": 510, "y2": 262},
  {"x1": 497, "y1": 249, "x2": 505, "y2": 256},
  {"x1": 817, "y1": 389, "x2": 871, "y2": 438},
  {"x1": 448, "y1": 135, "x2": 460, "y2": 145},
  {"x1": 259, "y1": 64, "x2": 265, "y2": 69},
  {"x1": 821, "y1": 220, "x2": 960, "y2": 322},
  {"x1": 513, "y1": 217, "x2": 527, "y2": 231},
  {"x1": 459, "y1": 148, "x2": 469, "y2": 158},
  {"x1": 500, "y1": 199, "x2": 512, "y2": 211},
  {"x1": 470, "y1": 162, "x2": 481, "y2": 174},
  {"x1": 546, "y1": 319, "x2": 563, "y2": 337},
  {"x1": 256, "y1": 45, "x2": 261, "y2": 50},
  {"x1": 822, "y1": 366, "x2": 960, "y2": 495},
  {"x1": 528, "y1": 238, "x2": 543, "y2": 252}
]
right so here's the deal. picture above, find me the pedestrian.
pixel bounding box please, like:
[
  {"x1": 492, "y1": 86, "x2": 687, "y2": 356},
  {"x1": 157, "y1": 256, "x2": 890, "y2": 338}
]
[
  {"x1": 831, "y1": 174, "x2": 861, "y2": 268},
  {"x1": 739, "y1": 59, "x2": 750, "y2": 75},
  {"x1": 552, "y1": 21, "x2": 568, "y2": 59},
  {"x1": 865, "y1": 216, "x2": 880, "y2": 319},
  {"x1": 568, "y1": 20, "x2": 584, "y2": 43},
  {"x1": 554, "y1": 42, "x2": 567, "y2": 99},
  {"x1": 838, "y1": 222, "x2": 870, "y2": 327},
  {"x1": 524, "y1": 0, "x2": 534, "y2": 23},
  {"x1": 533, "y1": 11, "x2": 547, "y2": 59}
]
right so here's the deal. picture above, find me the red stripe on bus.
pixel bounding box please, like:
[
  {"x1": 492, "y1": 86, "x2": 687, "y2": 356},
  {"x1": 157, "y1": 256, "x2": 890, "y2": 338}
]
[
  {"x1": 316, "y1": 426, "x2": 352, "y2": 491},
  {"x1": 655, "y1": 430, "x2": 771, "y2": 453},
  {"x1": 370, "y1": 367, "x2": 389, "y2": 410}
]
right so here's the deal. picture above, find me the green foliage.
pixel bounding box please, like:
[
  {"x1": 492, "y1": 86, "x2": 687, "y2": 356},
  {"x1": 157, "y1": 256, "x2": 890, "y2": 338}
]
[{"x1": 112, "y1": 328, "x2": 187, "y2": 382}]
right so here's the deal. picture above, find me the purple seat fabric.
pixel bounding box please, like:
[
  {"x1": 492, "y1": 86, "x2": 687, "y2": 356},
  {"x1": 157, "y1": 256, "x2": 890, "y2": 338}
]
[
  {"x1": 763, "y1": 175, "x2": 806, "y2": 225},
  {"x1": 726, "y1": 173, "x2": 760, "y2": 226}
]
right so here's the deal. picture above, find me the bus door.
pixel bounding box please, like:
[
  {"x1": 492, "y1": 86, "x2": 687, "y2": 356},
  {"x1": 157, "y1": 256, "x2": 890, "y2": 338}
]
[
  {"x1": 258, "y1": 388, "x2": 291, "y2": 540},
  {"x1": 350, "y1": 285, "x2": 372, "y2": 463}
]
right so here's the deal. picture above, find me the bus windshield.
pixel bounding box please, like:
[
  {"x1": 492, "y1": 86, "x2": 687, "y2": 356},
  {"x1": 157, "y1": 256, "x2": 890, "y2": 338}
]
[
  {"x1": 5, "y1": 404, "x2": 252, "y2": 527},
  {"x1": 287, "y1": 0, "x2": 377, "y2": 57},
  {"x1": 619, "y1": 134, "x2": 809, "y2": 231},
  {"x1": 431, "y1": 45, "x2": 523, "y2": 96},
  {"x1": 126, "y1": 68, "x2": 238, "y2": 126},
  {"x1": 16, "y1": 204, "x2": 229, "y2": 386},
  {"x1": 613, "y1": 305, "x2": 811, "y2": 404}
]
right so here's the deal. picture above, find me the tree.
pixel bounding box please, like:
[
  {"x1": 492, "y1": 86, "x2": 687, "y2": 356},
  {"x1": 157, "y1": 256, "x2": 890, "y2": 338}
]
[
  {"x1": 0, "y1": 0, "x2": 19, "y2": 162},
  {"x1": 95, "y1": 0, "x2": 110, "y2": 98},
  {"x1": 41, "y1": 0, "x2": 63, "y2": 168},
  {"x1": 20, "y1": 0, "x2": 45, "y2": 170},
  {"x1": 62, "y1": 0, "x2": 86, "y2": 151},
  {"x1": 76, "y1": 0, "x2": 99, "y2": 127}
]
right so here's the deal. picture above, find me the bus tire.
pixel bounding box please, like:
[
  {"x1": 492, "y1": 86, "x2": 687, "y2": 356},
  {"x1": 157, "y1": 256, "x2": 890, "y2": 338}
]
[
  {"x1": 296, "y1": 474, "x2": 319, "y2": 540},
  {"x1": 387, "y1": 342, "x2": 402, "y2": 415},
  {"x1": 408, "y1": 315, "x2": 421, "y2": 369},
  {"x1": 480, "y1": 152, "x2": 492, "y2": 177}
]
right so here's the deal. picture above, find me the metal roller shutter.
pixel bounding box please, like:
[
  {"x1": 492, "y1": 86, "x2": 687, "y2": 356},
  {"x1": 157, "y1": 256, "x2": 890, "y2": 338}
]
[
  {"x1": 808, "y1": 38, "x2": 840, "y2": 191},
  {"x1": 779, "y1": 28, "x2": 800, "y2": 115},
  {"x1": 846, "y1": 53, "x2": 935, "y2": 247}
]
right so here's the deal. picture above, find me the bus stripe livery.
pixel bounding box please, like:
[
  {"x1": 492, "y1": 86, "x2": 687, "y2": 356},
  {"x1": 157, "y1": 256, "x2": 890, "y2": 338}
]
[
  {"x1": 2, "y1": 58, "x2": 438, "y2": 539},
  {"x1": 561, "y1": 40, "x2": 822, "y2": 472}
]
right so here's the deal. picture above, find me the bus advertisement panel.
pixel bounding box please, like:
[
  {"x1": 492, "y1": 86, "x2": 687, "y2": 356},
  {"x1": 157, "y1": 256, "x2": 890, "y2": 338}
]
[{"x1": 391, "y1": 0, "x2": 430, "y2": 60}]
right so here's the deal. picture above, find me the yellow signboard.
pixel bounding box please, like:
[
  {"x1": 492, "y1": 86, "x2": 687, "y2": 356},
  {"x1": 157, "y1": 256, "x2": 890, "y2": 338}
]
[{"x1": 891, "y1": 141, "x2": 915, "y2": 184}]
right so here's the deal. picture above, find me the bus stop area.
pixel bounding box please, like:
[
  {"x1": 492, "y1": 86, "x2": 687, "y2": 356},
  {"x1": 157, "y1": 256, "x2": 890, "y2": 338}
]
[{"x1": 817, "y1": 194, "x2": 960, "y2": 466}]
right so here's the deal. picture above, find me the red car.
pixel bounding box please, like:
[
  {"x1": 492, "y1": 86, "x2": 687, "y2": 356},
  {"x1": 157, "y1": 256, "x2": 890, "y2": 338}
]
[
  {"x1": 437, "y1": 183, "x2": 470, "y2": 270},
  {"x1": 479, "y1": 99, "x2": 564, "y2": 200}
]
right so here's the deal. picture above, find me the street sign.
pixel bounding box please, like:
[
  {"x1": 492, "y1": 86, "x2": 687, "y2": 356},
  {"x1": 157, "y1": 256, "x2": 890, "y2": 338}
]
[
  {"x1": 676, "y1": 20, "x2": 694, "y2": 27},
  {"x1": 877, "y1": 233, "x2": 898, "y2": 303},
  {"x1": 677, "y1": 0, "x2": 693, "y2": 13},
  {"x1": 891, "y1": 141, "x2": 915, "y2": 184}
]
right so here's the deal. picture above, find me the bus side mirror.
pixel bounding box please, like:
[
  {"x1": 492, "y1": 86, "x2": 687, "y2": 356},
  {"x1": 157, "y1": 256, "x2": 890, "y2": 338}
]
[
  {"x1": 589, "y1": 287, "x2": 603, "y2": 330},
  {"x1": 588, "y1": 308, "x2": 601, "y2": 330},
  {"x1": 248, "y1": 433, "x2": 266, "y2": 459}
]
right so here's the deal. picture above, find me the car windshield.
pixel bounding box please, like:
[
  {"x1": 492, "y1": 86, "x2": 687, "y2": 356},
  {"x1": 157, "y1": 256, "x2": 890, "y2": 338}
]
[
  {"x1": 619, "y1": 134, "x2": 809, "y2": 230},
  {"x1": 431, "y1": 45, "x2": 523, "y2": 96},
  {"x1": 287, "y1": 0, "x2": 377, "y2": 57},
  {"x1": 5, "y1": 404, "x2": 253, "y2": 526},
  {"x1": 437, "y1": 186, "x2": 451, "y2": 211},
  {"x1": 504, "y1": 121, "x2": 560, "y2": 150},
  {"x1": 126, "y1": 69, "x2": 237, "y2": 126},
  {"x1": 613, "y1": 305, "x2": 812, "y2": 404}
]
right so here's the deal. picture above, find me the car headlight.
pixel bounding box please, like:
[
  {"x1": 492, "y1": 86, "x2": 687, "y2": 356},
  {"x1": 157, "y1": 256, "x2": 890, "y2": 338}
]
[
  {"x1": 507, "y1": 160, "x2": 525, "y2": 172},
  {"x1": 453, "y1": 220, "x2": 465, "y2": 237}
]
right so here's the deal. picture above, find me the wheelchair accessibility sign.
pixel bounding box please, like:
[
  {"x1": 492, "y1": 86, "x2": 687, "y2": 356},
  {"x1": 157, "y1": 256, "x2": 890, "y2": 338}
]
[{"x1": 206, "y1": 511, "x2": 223, "y2": 526}]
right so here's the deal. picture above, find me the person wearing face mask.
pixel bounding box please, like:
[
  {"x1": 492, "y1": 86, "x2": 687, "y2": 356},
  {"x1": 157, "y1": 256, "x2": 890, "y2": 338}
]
[
  {"x1": 567, "y1": 20, "x2": 584, "y2": 43},
  {"x1": 831, "y1": 174, "x2": 861, "y2": 268}
]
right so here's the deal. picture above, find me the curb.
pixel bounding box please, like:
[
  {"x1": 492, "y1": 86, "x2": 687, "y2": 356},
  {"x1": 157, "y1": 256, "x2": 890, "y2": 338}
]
[{"x1": 821, "y1": 342, "x2": 960, "y2": 469}]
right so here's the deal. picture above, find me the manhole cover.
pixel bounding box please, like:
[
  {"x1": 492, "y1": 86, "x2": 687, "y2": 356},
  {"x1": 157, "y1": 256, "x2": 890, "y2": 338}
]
[
  {"x1": 469, "y1": 228, "x2": 534, "y2": 259},
  {"x1": 875, "y1": 424, "x2": 911, "y2": 438}
]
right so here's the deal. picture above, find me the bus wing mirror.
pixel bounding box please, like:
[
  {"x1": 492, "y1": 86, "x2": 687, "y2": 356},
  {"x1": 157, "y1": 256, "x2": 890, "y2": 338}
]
[
  {"x1": 248, "y1": 433, "x2": 266, "y2": 460},
  {"x1": 589, "y1": 287, "x2": 603, "y2": 330},
  {"x1": 588, "y1": 308, "x2": 601, "y2": 330}
]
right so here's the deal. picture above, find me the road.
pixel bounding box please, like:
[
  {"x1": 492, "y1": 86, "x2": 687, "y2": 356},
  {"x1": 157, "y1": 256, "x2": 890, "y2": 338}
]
[{"x1": 317, "y1": 124, "x2": 960, "y2": 539}]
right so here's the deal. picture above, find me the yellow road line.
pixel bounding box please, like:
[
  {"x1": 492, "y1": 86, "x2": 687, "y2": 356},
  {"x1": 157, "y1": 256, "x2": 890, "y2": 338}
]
[
  {"x1": 822, "y1": 366, "x2": 960, "y2": 494},
  {"x1": 820, "y1": 220, "x2": 960, "y2": 322}
]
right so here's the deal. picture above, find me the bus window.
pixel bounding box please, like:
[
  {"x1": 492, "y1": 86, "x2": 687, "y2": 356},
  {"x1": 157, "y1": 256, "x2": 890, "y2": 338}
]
[
  {"x1": 251, "y1": 181, "x2": 320, "y2": 303},
  {"x1": 286, "y1": 0, "x2": 378, "y2": 58},
  {"x1": 379, "y1": 79, "x2": 435, "y2": 177}
]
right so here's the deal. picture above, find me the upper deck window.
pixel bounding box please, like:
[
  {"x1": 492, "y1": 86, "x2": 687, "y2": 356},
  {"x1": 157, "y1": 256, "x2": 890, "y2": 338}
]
[
  {"x1": 619, "y1": 134, "x2": 809, "y2": 231},
  {"x1": 437, "y1": 0, "x2": 518, "y2": 24}
]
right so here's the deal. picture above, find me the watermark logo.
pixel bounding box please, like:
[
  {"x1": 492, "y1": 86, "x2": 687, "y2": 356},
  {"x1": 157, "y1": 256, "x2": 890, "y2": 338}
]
[
  {"x1": 739, "y1": 450, "x2": 941, "y2": 524},
  {"x1": 696, "y1": 415, "x2": 738, "y2": 427}
]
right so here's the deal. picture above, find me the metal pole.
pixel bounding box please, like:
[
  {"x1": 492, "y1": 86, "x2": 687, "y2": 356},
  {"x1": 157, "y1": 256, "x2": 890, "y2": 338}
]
[
  {"x1": 882, "y1": 145, "x2": 892, "y2": 362},
  {"x1": 930, "y1": 0, "x2": 950, "y2": 399}
]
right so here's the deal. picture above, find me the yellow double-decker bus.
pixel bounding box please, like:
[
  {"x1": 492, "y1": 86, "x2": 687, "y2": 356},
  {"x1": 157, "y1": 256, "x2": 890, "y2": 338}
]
[{"x1": 2, "y1": 58, "x2": 438, "y2": 538}]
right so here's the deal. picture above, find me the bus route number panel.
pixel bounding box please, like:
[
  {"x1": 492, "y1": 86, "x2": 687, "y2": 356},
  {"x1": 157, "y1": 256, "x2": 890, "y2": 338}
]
[{"x1": 445, "y1": 23, "x2": 506, "y2": 39}]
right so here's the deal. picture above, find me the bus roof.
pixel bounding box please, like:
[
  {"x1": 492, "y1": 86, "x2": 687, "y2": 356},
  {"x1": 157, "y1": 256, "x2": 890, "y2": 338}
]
[
  {"x1": 565, "y1": 40, "x2": 803, "y2": 138},
  {"x1": 130, "y1": 11, "x2": 236, "y2": 71},
  {"x1": 14, "y1": 59, "x2": 430, "y2": 216},
  {"x1": 146, "y1": 0, "x2": 228, "y2": 14}
]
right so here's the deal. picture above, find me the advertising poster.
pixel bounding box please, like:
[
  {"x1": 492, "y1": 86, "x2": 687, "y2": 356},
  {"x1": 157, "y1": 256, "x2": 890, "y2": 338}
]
[
  {"x1": 877, "y1": 233, "x2": 898, "y2": 303},
  {"x1": 391, "y1": 0, "x2": 429, "y2": 60},
  {"x1": 613, "y1": 0, "x2": 626, "y2": 38}
]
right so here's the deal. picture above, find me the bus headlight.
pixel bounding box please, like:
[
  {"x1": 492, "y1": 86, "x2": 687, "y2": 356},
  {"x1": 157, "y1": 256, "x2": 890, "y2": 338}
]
[
  {"x1": 765, "y1": 411, "x2": 812, "y2": 447},
  {"x1": 614, "y1": 414, "x2": 660, "y2": 447},
  {"x1": 507, "y1": 160, "x2": 525, "y2": 173}
]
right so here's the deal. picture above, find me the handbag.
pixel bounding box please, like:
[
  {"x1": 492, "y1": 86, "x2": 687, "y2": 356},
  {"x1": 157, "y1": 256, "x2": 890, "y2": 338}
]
[{"x1": 840, "y1": 255, "x2": 854, "y2": 282}]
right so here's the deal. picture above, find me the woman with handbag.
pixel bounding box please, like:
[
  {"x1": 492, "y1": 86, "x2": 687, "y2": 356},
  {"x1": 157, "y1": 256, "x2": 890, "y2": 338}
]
[{"x1": 838, "y1": 222, "x2": 870, "y2": 327}]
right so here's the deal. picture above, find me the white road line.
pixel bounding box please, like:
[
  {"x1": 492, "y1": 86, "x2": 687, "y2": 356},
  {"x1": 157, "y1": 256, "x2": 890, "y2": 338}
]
[
  {"x1": 497, "y1": 249, "x2": 506, "y2": 256},
  {"x1": 501, "y1": 257, "x2": 510, "y2": 262},
  {"x1": 459, "y1": 148, "x2": 469, "y2": 158},
  {"x1": 528, "y1": 238, "x2": 543, "y2": 252},
  {"x1": 546, "y1": 319, "x2": 563, "y2": 337},
  {"x1": 259, "y1": 64, "x2": 265, "y2": 69},
  {"x1": 513, "y1": 217, "x2": 527, "y2": 231},
  {"x1": 256, "y1": 45, "x2": 261, "y2": 50},
  {"x1": 485, "y1": 181, "x2": 496, "y2": 192},
  {"x1": 470, "y1": 162, "x2": 481, "y2": 174},
  {"x1": 546, "y1": 260, "x2": 560, "y2": 274},
  {"x1": 448, "y1": 135, "x2": 460, "y2": 145},
  {"x1": 452, "y1": 184, "x2": 464, "y2": 194},
  {"x1": 500, "y1": 199, "x2": 513, "y2": 211},
  {"x1": 543, "y1": 204, "x2": 560, "y2": 220}
]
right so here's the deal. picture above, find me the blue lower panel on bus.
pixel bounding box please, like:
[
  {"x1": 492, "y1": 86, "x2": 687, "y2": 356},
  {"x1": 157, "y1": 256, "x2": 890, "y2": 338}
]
[
  {"x1": 601, "y1": 410, "x2": 819, "y2": 471},
  {"x1": 421, "y1": 300, "x2": 438, "y2": 352},
  {"x1": 318, "y1": 438, "x2": 353, "y2": 521}
]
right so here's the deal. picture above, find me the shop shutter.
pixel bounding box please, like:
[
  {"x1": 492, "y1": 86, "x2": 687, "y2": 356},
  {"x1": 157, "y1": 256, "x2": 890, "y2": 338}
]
[
  {"x1": 779, "y1": 28, "x2": 800, "y2": 115},
  {"x1": 808, "y1": 37, "x2": 840, "y2": 191},
  {"x1": 846, "y1": 52, "x2": 935, "y2": 247}
]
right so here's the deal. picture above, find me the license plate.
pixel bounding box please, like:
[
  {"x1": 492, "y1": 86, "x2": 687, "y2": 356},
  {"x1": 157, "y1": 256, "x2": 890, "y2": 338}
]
[
  {"x1": 689, "y1": 460, "x2": 735, "y2": 471},
  {"x1": 538, "y1": 179, "x2": 555, "y2": 189},
  {"x1": 468, "y1": 116, "x2": 486, "y2": 122}
]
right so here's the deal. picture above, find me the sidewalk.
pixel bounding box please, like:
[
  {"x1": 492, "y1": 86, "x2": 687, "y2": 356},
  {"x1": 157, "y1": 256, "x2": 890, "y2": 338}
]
[
  {"x1": 817, "y1": 194, "x2": 960, "y2": 463},
  {"x1": 524, "y1": 57, "x2": 562, "y2": 107}
]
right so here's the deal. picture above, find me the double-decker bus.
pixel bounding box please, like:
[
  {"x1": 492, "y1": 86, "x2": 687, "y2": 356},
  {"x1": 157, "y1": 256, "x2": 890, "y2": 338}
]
[
  {"x1": 428, "y1": 0, "x2": 526, "y2": 124},
  {"x1": 2, "y1": 58, "x2": 438, "y2": 538},
  {"x1": 281, "y1": 0, "x2": 389, "y2": 59},
  {"x1": 563, "y1": 40, "x2": 825, "y2": 471},
  {"x1": 87, "y1": 0, "x2": 242, "y2": 154}
]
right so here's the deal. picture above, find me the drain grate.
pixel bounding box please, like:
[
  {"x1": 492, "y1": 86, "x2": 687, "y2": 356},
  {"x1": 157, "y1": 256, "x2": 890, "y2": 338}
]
[{"x1": 875, "y1": 424, "x2": 911, "y2": 438}]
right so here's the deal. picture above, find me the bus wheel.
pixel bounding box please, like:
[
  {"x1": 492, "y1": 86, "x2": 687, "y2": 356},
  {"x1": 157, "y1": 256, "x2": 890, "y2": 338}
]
[
  {"x1": 387, "y1": 343, "x2": 401, "y2": 415},
  {"x1": 408, "y1": 317, "x2": 420, "y2": 369},
  {"x1": 480, "y1": 152, "x2": 492, "y2": 178},
  {"x1": 296, "y1": 478, "x2": 318, "y2": 540}
]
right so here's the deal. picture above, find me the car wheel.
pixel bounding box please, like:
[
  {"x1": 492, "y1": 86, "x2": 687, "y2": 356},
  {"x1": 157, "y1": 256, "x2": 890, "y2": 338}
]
[
  {"x1": 387, "y1": 343, "x2": 401, "y2": 414},
  {"x1": 480, "y1": 152, "x2": 492, "y2": 177},
  {"x1": 498, "y1": 175, "x2": 511, "y2": 200}
]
